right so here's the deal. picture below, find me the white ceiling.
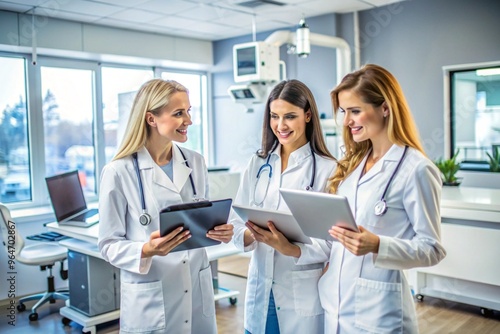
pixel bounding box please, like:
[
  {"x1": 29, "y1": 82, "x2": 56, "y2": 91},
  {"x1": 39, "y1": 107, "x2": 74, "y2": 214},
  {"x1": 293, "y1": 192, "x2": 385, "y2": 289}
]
[{"x1": 0, "y1": 0, "x2": 405, "y2": 41}]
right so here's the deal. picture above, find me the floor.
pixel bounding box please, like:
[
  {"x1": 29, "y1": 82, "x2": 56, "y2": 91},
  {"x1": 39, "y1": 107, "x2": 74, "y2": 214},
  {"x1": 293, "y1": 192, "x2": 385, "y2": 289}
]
[{"x1": 1, "y1": 254, "x2": 499, "y2": 334}]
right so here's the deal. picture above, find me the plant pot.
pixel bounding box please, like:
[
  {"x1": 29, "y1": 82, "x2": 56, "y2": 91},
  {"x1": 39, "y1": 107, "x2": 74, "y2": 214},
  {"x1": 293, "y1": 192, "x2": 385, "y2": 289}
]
[
  {"x1": 442, "y1": 177, "x2": 463, "y2": 186},
  {"x1": 443, "y1": 181, "x2": 461, "y2": 186}
]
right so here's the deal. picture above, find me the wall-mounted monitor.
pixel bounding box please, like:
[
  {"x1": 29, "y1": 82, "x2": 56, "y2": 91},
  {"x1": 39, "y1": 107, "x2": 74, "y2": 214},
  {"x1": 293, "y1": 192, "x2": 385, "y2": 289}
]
[{"x1": 233, "y1": 41, "x2": 280, "y2": 83}]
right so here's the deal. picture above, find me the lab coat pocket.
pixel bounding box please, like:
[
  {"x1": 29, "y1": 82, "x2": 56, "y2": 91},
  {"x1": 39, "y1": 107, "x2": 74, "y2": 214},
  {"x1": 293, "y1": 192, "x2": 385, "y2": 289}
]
[
  {"x1": 199, "y1": 265, "x2": 216, "y2": 317},
  {"x1": 120, "y1": 280, "x2": 166, "y2": 332},
  {"x1": 354, "y1": 277, "x2": 403, "y2": 333},
  {"x1": 292, "y1": 268, "x2": 324, "y2": 316}
]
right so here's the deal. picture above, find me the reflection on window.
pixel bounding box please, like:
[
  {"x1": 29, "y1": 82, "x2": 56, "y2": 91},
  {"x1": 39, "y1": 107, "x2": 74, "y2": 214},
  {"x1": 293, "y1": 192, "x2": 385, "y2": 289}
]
[
  {"x1": 102, "y1": 67, "x2": 154, "y2": 162},
  {"x1": 41, "y1": 66, "x2": 96, "y2": 194},
  {"x1": 161, "y1": 72, "x2": 207, "y2": 156},
  {"x1": 0, "y1": 56, "x2": 31, "y2": 203},
  {"x1": 450, "y1": 65, "x2": 500, "y2": 170}
]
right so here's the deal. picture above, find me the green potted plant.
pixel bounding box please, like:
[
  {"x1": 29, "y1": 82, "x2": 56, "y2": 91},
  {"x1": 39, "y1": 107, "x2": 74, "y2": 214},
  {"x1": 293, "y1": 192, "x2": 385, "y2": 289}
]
[
  {"x1": 486, "y1": 146, "x2": 500, "y2": 172},
  {"x1": 434, "y1": 149, "x2": 461, "y2": 186}
]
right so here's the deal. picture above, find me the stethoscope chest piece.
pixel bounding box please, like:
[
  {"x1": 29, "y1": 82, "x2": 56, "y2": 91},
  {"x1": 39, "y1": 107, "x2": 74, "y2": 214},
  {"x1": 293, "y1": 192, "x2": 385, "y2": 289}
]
[
  {"x1": 374, "y1": 200, "x2": 388, "y2": 216},
  {"x1": 139, "y1": 213, "x2": 152, "y2": 226}
]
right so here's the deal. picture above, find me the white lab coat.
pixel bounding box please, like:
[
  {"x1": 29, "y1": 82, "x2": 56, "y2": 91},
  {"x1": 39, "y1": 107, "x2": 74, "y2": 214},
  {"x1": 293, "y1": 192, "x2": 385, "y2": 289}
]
[
  {"x1": 98, "y1": 145, "x2": 217, "y2": 334},
  {"x1": 298, "y1": 144, "x2": 447, "y2": 333},
  {"x1": 230, "y1": 143, "x2": 336, "y2": 334}
]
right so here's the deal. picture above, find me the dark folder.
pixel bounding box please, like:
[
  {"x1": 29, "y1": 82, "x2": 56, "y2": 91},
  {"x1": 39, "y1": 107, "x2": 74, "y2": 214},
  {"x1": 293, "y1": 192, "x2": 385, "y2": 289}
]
[{"x1": 159, "y1": 198, "x2": 232, "y2": 252}]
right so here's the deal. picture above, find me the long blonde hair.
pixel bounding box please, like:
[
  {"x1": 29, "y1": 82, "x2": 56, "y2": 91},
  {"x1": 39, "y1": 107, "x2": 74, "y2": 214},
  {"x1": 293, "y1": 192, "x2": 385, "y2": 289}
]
[
  {"x1": 329, "y1": 64, "x2": 424, "y2": 193},
  {"x1": 259, "y1": 79, "x2": 335, "y2": 160},
  {"x1": 113, "y1": 79, "x2": 188, "y2": 161}
]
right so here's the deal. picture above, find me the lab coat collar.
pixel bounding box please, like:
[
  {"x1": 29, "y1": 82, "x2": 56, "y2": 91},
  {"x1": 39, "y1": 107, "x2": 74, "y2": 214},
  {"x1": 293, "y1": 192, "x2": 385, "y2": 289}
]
[
  {"x1": 274, "y1": 142, "x2": 312, "y2": 171},
  {"x1": 358, "y1": 144, "x2": 404, "y2": 185},
  {"x1": 135, "y1": 145, "x2": 191, "y2": 193}
]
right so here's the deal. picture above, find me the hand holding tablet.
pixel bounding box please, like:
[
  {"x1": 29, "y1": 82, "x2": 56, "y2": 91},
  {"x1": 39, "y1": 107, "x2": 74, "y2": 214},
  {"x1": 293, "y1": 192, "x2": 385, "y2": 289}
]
[
  {"x1": 280, "y1": 188, "x2": 359, "y2": 241},
  {"x1": 232, "y1": 204, "x2": 312, "y2": 244}
]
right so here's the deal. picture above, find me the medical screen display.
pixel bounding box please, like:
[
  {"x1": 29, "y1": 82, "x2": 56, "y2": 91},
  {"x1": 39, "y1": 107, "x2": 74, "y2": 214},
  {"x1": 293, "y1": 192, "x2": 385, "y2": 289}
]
[
  {"x1": 232, "y1": 88, "x2": 255, "y2": 99},
  {"x1": 237, "y1": 46, "x2": 257, "y2": 76}
]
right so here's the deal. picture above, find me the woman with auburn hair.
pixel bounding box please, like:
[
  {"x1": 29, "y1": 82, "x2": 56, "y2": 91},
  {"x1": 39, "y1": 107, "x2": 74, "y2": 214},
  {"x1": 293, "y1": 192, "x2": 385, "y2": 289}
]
[{"x1": 291, "y1": 64, "x2": 446, "y2": 333}]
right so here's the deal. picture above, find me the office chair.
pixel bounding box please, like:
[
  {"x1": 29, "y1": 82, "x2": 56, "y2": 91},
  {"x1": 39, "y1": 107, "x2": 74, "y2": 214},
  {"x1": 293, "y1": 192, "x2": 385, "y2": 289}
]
[{"x1": 0, "y1": 203, "x2": 69, "y2": 321}]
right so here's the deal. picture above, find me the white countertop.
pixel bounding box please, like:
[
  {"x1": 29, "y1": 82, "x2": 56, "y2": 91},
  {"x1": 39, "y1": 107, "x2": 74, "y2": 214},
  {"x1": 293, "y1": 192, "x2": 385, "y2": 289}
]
[
  {"x1": 441, "y1": 186, "x2": 500, "y2": 212},
  {"x1": 441, "y1": 186, "x2": 500, "y2": 223}
]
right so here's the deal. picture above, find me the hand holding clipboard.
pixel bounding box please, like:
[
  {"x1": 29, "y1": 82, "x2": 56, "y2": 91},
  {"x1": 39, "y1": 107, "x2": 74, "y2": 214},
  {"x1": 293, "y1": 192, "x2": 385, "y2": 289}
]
[{"x1": 159, "y1": 198, "x2": 233, "y2": 252}]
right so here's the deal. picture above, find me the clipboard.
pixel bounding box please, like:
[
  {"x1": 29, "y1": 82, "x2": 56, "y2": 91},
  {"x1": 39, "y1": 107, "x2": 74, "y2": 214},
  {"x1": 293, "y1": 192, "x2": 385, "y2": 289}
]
[
  {"x1": 159, "y1": 198, "x2": 232, "y2": 252},
  {"x1": 280, "y1": 188, "x2": 359, "y2": 241},
  {"x1": 232, "y1": 204, "x2": 312, "y2": 244}
]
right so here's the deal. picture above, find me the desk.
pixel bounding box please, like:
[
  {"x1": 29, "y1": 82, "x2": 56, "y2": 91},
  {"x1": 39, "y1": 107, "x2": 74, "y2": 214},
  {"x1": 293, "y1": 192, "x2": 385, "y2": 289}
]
[
  {"x1": 47, "y1": 222, "x2": 242, "y2": 333},
  {"x1": 410, "y1": 186, "x2": 500, "y2": 315}
]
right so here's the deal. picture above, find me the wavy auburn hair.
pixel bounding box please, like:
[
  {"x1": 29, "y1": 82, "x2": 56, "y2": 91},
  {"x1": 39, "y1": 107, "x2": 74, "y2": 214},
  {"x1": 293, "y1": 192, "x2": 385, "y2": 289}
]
[{"x1": 328, "y1": 64, "x2": 424, "y2": 193}]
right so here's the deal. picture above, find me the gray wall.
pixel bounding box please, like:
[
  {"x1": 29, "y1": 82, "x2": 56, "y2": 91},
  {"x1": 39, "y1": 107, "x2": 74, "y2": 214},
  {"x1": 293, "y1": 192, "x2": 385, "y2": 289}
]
[
  {"x1": 212, "y1": 0, "x2": 500, "y2": 169},
  {"x1": 352, "y1": 0, "x2": 500, "y2": 159},
  {"x1": 212, "y1": 15, "x2": 340, "y2": 171}
]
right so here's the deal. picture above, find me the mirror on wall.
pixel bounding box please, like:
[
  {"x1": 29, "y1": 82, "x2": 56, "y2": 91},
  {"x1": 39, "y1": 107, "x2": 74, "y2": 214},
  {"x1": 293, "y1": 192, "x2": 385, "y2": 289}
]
[{"x1": 444, "y1": 61, "x2": 500, "y2": 171}]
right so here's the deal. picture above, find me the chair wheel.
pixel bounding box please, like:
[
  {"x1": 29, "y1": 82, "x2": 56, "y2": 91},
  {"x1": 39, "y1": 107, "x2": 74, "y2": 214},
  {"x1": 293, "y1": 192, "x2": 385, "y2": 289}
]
[
  {"x1": 229, "y1": 297, "x2": 237, "y2": 305},
  {"x1": 62, "y1": 317, "x2": 71, "y2": 326},
  {"x1": 481, "y1": 308, "x2": 493, "y2": 317},
  {"x1": 416, "y1": 294, "x2": 424, "y2": 302},
  {"x1": 17, "y1": 303, "x2": 26, "y2": 312},
  {"x1": 29, "y1": 312, "x2": 39, "y2": 321}
]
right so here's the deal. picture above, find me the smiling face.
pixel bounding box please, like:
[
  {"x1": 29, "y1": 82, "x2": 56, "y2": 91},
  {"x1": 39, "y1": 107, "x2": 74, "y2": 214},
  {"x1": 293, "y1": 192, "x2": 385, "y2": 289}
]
[
  {"x1": 269, "y1": 98, "x2": 311, "y2": 152},
  {"x1": 147, "y1": 91, "x2": 192, "y2": 143},
  {"x1": 338, "y1": 89, "x2": 388, "y2": 145}
]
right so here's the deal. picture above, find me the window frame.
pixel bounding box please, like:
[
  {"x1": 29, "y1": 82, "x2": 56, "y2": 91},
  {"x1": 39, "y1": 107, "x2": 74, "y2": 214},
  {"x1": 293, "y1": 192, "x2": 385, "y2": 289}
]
[
  {"x1": 443, "y1": 60, "x2": 500, "y2": 171},
  {"x1": 0, "y1": 51, "x2": 211, "y2": 211}
]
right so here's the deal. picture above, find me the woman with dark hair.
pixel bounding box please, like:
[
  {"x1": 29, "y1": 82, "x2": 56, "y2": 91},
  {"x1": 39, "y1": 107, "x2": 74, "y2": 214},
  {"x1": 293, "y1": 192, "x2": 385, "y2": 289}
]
[{"x1": 230, "y1": 79, "x2": 337, "y2": 334}]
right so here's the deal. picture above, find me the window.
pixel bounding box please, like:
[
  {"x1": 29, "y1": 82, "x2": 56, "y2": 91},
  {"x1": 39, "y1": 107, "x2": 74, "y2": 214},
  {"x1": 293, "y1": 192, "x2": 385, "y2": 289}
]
[
  {"x1": 102, "y1": 67, "x2": 154, "y2": 163},
  {"x1": 41, "y1": 65, "x2": 96, "y2": 194},
  {"x1": 0, "y1": 52, "x2": 210, "y2": 207},
  {"x1": 0, "y1": 56, "x2": 31, "y2": 203},
  {"x1": 160, "y1": 71, "x2": 208, "y2": 157},
  {"x1": 446, "y1": 61, "x2": 500, "y2": 170}
]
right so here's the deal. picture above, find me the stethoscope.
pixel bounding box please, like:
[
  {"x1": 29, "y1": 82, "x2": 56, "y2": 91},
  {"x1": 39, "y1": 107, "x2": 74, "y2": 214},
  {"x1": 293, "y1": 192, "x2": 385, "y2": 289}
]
[
  {"x1": 373, "y1": 145, "x2": 408, "y2": 216},
  {"x1": 132, "y1": 147, "x2": 197, "y2": 226},
  {"x1": 251, "y1": 142, "x2": 316, "y2": 207}
]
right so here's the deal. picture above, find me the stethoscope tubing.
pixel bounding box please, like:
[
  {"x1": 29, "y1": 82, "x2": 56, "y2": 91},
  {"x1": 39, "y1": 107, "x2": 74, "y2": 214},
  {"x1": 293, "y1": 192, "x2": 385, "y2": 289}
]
[
  {"x1": 373, "y1": 145, "x2": 408, "y2": 216},
  {"x1": 253, "y1": 142, "x2": 316, "y2": 206},
  {"x1": 132, "y1": 146, "x2": 196, "y2": 225}
]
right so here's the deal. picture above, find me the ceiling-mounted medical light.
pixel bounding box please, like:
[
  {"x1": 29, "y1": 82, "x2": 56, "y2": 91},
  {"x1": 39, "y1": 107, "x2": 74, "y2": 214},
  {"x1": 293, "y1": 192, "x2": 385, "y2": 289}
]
[{"x1": 296, "y1": 18, "x2": 310, "y2": 58}]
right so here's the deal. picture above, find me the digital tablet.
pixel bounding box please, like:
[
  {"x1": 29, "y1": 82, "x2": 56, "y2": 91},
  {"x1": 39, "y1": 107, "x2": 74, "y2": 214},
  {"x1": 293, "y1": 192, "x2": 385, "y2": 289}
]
[
  {"x1": 232, "y1": 204, "x2": 312, "y2": 244},
  {"x1": 280, "y1": 188, "x2": 359, "y2": 241},
  {"x1": 159, "y1": 198, "x2": 232, "y2": 252}
]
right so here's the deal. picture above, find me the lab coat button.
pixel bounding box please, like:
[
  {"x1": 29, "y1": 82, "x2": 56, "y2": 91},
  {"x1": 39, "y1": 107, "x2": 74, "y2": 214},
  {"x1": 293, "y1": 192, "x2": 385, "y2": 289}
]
[
  {"x1": 185, "y1": 290, "x2": 188, "y2": 293},
  {"x1": 185, "y1": 320, "x2": 188, "y2": 323},
  {"x1": 277, "y1": 307, "x2": 280, "y2": 310}
]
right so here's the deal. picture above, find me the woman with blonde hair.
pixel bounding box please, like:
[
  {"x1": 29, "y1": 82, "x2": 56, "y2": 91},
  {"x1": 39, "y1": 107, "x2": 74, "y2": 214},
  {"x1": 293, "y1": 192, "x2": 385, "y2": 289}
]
[
  {"x1": 293, "y1": 64, "x2": 446, "y2": 333},
  {"x1": 98, "y1": 78, "x2": 233, "y2": 334}
]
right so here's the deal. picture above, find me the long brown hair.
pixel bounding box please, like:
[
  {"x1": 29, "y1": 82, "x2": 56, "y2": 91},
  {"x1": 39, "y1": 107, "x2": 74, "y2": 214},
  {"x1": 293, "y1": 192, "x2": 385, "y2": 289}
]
[
  {"x1": 259, "y1": 79, "x2": 335, "y2": 160},
  {"x1": 113, "y1": 79, "x2": 188, "y2": 161},
  {"x1": 329, "y1": 64, "x2": 424, "y2": 193}
]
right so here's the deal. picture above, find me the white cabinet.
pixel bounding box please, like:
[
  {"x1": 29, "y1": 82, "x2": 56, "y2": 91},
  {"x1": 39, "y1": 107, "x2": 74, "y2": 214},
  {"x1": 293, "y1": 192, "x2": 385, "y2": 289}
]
[{"x1": 410, "y1": 187, "x2": 500, "y2": 313}]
